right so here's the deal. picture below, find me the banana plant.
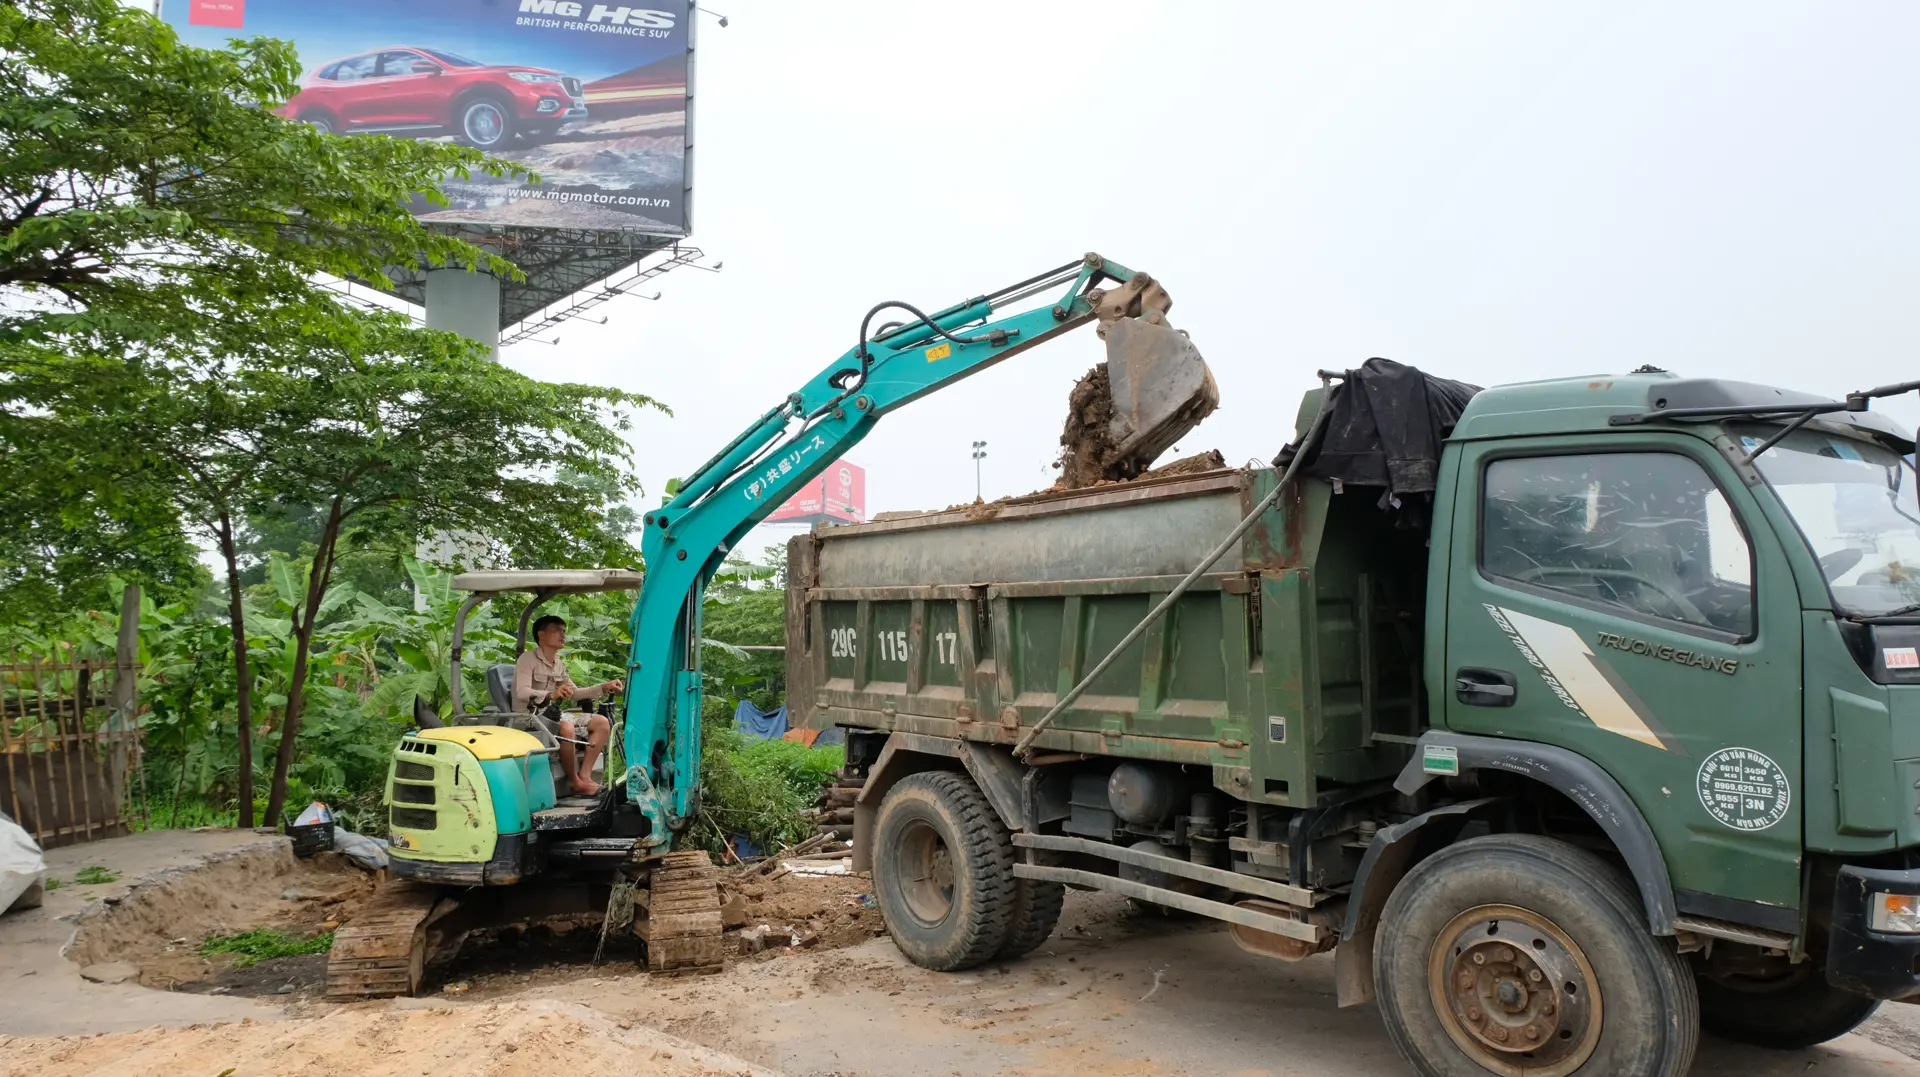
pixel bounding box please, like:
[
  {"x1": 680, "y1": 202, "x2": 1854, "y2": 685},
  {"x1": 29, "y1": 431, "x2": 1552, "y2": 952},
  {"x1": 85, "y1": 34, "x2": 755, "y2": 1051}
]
[{"x1": 334, "y1": 556, "x2": 508, "y2": 720}]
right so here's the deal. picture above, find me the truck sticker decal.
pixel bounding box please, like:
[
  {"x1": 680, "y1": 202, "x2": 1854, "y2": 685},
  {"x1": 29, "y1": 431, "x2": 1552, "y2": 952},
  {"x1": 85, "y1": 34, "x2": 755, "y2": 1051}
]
[
  {"x1": 1422, "y1": 744, "x2": 1459, "y2": 775},
  {"x1": 1885, "y1": 647, "x2": 1919, "y2": 670},
  {"x1": 1266, "y1": 716, "x2": 1287, "y2": 744},
  {"x1": 1483, "y1": 604, "x2": 1678, "y2": 751},
  {"x1": 1593, "y1": 631, "x2": 1738, "y2": 675},
  {"x1": 1696, "y1": 747, "x2": 1790, "y2": 831}
]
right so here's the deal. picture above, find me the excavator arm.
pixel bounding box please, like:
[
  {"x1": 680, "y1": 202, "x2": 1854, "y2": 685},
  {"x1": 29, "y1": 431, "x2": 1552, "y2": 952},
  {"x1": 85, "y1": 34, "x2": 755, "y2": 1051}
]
[{"x1": 620, "y1": 253, "x2": 1216, "y2": 846}]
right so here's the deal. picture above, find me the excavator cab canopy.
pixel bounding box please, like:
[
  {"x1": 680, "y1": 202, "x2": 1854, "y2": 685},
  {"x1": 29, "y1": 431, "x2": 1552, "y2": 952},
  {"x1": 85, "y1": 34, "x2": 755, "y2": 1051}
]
[{"x1": 446, "y1": 568, "x2": 642, "y2": 715}]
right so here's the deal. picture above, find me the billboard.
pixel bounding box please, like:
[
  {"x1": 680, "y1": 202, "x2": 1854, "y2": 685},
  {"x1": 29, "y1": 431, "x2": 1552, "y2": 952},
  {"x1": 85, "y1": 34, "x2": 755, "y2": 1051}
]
[
  {"x1": 766, "y1": 462, "x2": 866, "y2": 527},
  {"x1": 161, "y1": 0, "x2": 693, "y2": 235}
]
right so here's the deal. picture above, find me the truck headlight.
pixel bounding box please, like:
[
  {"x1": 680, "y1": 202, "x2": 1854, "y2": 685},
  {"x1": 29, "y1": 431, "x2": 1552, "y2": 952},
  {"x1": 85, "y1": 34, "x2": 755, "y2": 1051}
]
[
  {"x1": 510, "y1": 71, "x2": 561, "y2": 83},
  {"x1": 1870, "y1": 892, "x2": 1920, "y2": 933}
]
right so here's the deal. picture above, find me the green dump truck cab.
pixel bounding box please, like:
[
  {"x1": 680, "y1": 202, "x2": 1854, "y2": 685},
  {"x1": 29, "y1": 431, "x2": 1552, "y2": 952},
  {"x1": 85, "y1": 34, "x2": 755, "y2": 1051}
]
[{"x1": 789, "y1": 368, "x2": 1920, "y2": 1077}]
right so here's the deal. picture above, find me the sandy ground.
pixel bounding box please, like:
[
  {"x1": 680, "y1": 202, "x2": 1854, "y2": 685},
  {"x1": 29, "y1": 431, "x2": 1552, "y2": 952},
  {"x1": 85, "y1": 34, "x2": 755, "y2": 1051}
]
[
  {"x1": 9, "y1": 830, "x2": 1920, "y2": 1077},
  {"x1": 478, "y1": 892, "x2": 1920, "y2": 1077},
  {"x1": 0, "y1": 999, "x2": 775, "y2": 1077}
]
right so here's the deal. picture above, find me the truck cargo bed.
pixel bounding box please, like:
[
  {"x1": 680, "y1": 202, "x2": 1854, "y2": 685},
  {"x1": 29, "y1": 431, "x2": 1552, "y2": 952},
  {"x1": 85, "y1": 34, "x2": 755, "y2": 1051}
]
[{"x1": 786, "y1": 464, "x2": 1428, "y2": 808}]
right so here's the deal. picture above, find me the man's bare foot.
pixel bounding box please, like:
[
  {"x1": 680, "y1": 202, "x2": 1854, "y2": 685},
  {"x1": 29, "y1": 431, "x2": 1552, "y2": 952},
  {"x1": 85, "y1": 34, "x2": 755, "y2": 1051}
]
[{"x1": 568, "y1": 777, "x2": 601, "y2": 797}]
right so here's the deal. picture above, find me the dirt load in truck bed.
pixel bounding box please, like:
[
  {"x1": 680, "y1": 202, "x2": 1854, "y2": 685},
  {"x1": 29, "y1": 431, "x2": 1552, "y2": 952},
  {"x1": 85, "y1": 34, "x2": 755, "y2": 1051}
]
[{"x1": 1056, "y1": 358, "x2": 1220, "y2": 490}]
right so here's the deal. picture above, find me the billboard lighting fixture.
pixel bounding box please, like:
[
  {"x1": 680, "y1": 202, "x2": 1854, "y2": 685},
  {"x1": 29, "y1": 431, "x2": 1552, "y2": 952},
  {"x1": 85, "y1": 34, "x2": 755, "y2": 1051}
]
[{"x1": 699, "y1": 7, "x2": 730, "y2": 27}]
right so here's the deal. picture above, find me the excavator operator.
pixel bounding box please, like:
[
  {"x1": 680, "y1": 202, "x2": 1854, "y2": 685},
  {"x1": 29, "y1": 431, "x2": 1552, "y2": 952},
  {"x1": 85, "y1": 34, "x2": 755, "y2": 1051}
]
[{"x1": 511, "y1": 615, "x2": 622, "y2": 796}]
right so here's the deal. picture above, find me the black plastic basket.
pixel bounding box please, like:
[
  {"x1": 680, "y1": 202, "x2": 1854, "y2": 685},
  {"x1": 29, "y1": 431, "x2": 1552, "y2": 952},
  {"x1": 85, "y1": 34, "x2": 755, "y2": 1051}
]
[{"x1": 284, "y1": 816, "x2": 334, "y2": 858}]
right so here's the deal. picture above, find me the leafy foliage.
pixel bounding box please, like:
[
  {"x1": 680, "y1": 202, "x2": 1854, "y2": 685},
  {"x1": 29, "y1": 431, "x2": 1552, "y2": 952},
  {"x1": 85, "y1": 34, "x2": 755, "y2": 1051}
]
[
  {"x1": 72, "y1": 866, "x2": 118, "y2": 885},
  {"x1": 200, "y1": 928, "x2": 335, "y2": 967},
  {"x1": 693, "y1": 720, "x2": 842, "y2": 855},
  {"x1": 0, "y1": 0, "x2": 526, "y2": 619}
]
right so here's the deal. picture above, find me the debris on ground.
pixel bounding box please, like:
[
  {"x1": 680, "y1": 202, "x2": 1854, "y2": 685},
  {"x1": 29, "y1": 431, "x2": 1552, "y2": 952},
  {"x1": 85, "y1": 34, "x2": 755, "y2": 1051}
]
[
  {"x1": 720, "y1": 854, "x2": 881, "y2": 956},
  {"x1": 0, "y1": 999, "x2": 778, "y2": 1077}
]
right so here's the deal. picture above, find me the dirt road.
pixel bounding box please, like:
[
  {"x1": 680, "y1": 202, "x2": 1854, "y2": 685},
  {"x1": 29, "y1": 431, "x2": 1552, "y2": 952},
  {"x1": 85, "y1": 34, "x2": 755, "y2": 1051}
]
[
  {"x1": 473, "y1": 892, "x2": 1920, "y2": 1077},
  {"x1": 6, "y1": 832, "x2": 1919, "y2": 1077}
]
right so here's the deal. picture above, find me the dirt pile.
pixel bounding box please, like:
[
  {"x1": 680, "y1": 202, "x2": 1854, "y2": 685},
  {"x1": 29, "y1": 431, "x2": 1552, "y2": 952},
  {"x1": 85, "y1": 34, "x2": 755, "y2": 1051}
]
[
  {"x1": 722, "y1": 864, "x2": 882, "y2": 954},
  {"x1": 0, "y1": 1000, "x2": 776, "y2": 1077},
  {"x1": 65, "y1": 840, "x2": 373, "y2": 992}
]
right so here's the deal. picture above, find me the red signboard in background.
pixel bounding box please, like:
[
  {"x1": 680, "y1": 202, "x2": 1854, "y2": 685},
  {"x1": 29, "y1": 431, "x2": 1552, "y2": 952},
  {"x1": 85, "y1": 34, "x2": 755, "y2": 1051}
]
[
  {"x1": 189, "y1": 0, "x2": 245, "y2": 26},
  {"x1": 766, "y1": 461, "x2": 865, "y2": 526}
]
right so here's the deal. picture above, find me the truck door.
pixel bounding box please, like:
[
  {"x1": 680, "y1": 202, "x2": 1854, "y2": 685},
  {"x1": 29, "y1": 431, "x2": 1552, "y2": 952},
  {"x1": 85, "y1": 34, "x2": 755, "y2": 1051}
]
[{"x1": 1444, "y1": 435, "x2": 1805, "y2": 924}]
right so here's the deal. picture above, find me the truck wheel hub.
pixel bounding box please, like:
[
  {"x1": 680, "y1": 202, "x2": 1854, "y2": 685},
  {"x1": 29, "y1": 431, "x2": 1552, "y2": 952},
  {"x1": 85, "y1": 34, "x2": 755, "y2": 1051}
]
[
  {"x1": 897, "y1": 820, "x2": 957, "y2": 926},
  {"x1": 1427, "y1": 904, "x2": 1601, "y2": 1077}
]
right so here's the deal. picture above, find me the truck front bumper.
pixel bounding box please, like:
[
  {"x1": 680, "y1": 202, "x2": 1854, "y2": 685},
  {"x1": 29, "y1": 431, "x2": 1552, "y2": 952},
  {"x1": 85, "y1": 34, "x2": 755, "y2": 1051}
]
[{"x1": 1829, "y1": 863, "x2": 1920, "y2": 1000}]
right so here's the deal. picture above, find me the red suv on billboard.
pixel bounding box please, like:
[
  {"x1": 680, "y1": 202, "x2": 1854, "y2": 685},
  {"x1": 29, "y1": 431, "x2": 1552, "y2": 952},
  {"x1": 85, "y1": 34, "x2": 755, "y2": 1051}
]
[{"x1": 276, "y1": 47, "x2": 587, "y2": 149}]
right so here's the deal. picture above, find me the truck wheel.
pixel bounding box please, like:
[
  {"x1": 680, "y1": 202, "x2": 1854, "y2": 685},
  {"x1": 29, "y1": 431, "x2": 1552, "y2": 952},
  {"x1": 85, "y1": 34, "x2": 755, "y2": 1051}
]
[
  {"x1": 455, "y1": 95, "x2": 514, "y2": 149},
  {"x1": 872, "y1": 771, "x2": 1014, "y2": 971},
  {"x1": 1697, "y1": 957, "x2": 1880, "y2": 1048},
  {"x1": 997, "y1": 879, "x2": 1065, "y2": 959},
  {"x1": 1374, "y1": 833, "x2": 1698, "y2": 1077}
]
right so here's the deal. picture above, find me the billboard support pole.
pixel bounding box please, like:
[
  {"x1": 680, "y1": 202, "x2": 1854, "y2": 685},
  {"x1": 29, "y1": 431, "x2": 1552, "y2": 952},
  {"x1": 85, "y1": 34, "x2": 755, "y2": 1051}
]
[{"x1": 425, "y1": 269, "x2": 502, "y2": 361}]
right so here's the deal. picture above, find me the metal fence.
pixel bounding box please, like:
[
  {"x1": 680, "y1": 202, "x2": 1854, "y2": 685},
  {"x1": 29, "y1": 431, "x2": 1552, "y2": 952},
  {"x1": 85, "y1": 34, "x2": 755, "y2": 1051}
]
[{"x1": 0, "y1": 657, "x2": 144, "y2": 848}]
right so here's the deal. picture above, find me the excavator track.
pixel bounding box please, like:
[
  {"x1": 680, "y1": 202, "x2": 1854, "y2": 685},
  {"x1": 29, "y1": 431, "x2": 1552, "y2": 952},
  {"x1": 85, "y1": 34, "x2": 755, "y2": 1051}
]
[
  {"x1": 325, "y1": 880, "x2": 450, "y2": 1000},
  {"x1": 638, "y1": 849, "x2": 725, "y2": 975}
]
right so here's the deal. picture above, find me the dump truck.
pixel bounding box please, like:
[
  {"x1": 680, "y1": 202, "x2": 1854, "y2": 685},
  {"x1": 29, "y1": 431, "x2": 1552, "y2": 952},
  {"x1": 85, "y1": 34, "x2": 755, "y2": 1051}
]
[{"x1": 787, "y1": 363, "x2": 1920, "y2": 1077}]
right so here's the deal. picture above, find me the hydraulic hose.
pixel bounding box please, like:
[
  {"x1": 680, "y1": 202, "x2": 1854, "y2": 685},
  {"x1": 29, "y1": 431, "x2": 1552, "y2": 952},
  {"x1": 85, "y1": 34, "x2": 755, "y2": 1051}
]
[{"x1": 1012, "y1": 375, "x2": 1342, "y2": 759}]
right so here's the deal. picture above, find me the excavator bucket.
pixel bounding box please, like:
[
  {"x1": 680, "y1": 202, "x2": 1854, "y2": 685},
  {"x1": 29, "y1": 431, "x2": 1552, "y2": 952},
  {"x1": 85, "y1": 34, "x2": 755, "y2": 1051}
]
[
  {"x1": 1057, "y1": 270, "x2": 1222, "y2": 489},
  {"x1": 1103, "y1": 316, "x2": 1219, "y2": 467}
]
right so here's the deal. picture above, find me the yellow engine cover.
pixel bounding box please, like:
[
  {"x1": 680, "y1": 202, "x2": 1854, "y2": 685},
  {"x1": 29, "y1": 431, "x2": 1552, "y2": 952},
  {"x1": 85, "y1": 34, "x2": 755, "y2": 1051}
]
[{"x1": 415, "y1": 725, "x2": 545, "y2": 760}]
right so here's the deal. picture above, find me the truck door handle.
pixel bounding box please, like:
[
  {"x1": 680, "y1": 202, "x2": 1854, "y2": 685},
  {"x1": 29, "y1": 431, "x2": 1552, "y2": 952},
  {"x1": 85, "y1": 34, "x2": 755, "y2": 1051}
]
[{"x1": 1455, "y1": 668, "x2": 1517, "y2": 707}]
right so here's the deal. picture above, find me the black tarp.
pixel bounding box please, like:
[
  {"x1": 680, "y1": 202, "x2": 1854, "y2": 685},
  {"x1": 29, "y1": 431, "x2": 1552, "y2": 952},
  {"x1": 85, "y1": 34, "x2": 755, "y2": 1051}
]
[{"x1": 1276, "y1": 358, "x2": 1480, "y2": 527}]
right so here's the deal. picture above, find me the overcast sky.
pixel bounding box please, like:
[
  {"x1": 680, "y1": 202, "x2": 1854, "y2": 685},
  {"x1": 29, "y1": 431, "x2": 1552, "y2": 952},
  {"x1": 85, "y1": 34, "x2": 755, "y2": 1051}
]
[{"x1": 495, "y1": 1, "x2": 1920, "y2": 562}]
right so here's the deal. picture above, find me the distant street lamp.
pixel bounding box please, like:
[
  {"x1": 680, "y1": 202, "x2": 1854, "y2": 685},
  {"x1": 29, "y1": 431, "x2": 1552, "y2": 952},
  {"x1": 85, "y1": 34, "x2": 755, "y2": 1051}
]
[{"x1": 971, "y1": 441, "x2": 988, "y2": 501}]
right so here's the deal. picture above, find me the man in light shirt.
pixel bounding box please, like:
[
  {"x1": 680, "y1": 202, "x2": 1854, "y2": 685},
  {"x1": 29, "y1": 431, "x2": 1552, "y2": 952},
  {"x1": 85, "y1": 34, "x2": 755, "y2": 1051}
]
[{"x1": 513, "y1": 615, "x2": 623, "y2": 797}]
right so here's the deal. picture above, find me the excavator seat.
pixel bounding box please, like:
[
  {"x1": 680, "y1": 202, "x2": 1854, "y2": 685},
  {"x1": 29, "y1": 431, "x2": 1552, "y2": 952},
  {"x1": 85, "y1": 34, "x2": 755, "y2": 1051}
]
[{"x1": 485, "y1": 664, "x2": 516, "y2": 713}]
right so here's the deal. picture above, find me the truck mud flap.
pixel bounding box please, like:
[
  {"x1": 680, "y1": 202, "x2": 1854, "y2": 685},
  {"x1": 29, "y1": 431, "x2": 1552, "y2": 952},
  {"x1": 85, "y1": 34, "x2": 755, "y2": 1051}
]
[{"x1": 1333, "y1": 797, "x2": 1499, "y2": 1008}]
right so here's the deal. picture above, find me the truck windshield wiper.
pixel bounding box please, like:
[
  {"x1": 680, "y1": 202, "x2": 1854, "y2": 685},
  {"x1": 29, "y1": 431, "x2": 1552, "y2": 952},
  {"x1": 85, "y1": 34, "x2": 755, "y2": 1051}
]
[{"x1": 1851, "y1": 602, "x2": 1920, "y2": 624}]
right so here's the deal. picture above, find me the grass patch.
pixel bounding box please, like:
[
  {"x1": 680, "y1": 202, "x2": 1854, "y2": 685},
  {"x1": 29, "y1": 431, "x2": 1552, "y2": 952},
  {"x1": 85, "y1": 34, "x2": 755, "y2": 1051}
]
[
  {"x1": 44, "y1": 877, "x2": 62, "y2": 891},
  {"x1": 200, "y1": 928, "x2": 336, "y2": 967},
  {"x1": 73, "y1": 866, "x2": 118, "y2": 885}
]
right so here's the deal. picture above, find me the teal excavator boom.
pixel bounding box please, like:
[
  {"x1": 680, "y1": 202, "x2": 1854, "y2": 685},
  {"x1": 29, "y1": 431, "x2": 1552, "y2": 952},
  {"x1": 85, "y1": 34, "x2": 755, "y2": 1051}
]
[{"x1": 620, "y1": 253, "x2": 1218, "y2": 845}]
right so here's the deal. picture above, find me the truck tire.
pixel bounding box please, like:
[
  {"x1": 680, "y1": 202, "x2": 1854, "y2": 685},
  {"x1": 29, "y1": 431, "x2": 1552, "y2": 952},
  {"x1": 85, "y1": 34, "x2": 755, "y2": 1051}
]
[
  {"x1": 1374, "y1": 833, "x2": 1699, "y2": 1077},
  {"x1": 997, "y1": 879, "x2": 1065, "y2": 959},
  {"x1": 1697, "y1": 959, "x2": 1880, "y2": 1049},
  {"x1": 872, "y1": 771, "x2": 1014, "y2": 971}
]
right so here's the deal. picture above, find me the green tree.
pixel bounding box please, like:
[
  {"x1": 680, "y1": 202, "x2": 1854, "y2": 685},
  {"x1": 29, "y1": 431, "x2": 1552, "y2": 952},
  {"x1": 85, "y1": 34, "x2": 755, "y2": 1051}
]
[
  {"x1": 701, "y1": 548, "x2": 789, "y2": 716},
  {"x1": 0, "y1": 0, "x2": 521, "y2": 629},
  {"x1": 0, "y1": 0, "x2": 539, "y2": 822},
  {"x1": 250, "y1": 326, "x2": 659, "y2": 824}
]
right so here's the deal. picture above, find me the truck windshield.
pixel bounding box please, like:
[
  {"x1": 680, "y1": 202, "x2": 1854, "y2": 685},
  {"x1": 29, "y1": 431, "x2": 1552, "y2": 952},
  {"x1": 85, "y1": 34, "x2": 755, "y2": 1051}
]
[{"x1": 1744, "y1": 426, "x2": 1920, "y2": 617}]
